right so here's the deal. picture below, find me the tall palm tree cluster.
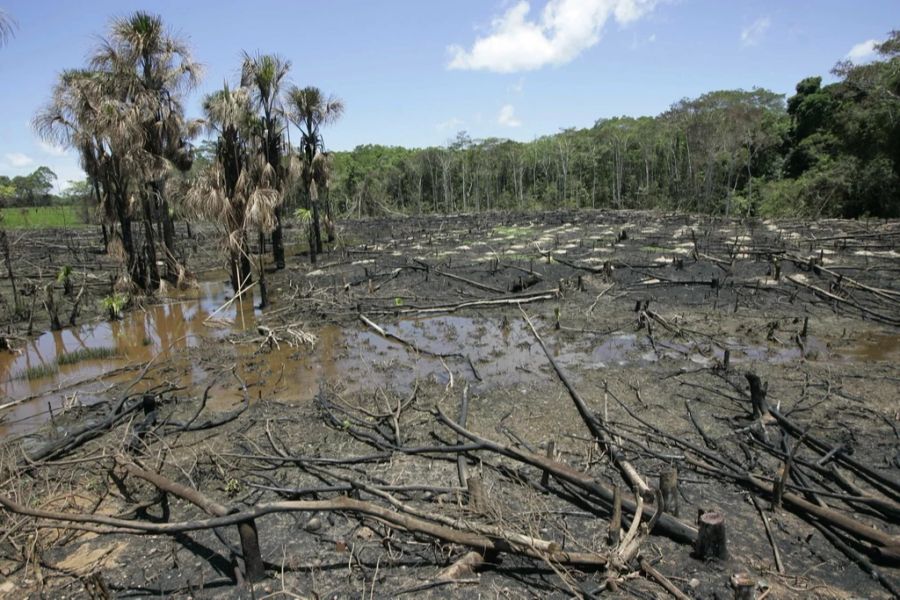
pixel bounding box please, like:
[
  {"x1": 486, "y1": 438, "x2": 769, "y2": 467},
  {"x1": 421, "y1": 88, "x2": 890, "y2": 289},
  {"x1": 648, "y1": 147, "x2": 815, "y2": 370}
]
[{"x1": 32, "y1": 12, "x2": 344, "y2": 299}]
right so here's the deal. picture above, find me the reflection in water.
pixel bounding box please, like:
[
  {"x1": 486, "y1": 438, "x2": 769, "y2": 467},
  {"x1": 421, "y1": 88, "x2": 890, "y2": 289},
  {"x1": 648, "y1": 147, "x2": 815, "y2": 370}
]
[
  {"x1": 3, "y1": 292, "x2": 897, "y2": 440},
  {"x1": 0, "y1": 279, "x2": 259, "y2": 437}
]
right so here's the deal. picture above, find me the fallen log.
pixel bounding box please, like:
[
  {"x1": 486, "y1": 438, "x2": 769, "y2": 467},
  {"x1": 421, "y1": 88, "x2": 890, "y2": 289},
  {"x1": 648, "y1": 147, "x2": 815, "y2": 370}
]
[
  {"x1": 0, "y1": 492, "x2": 609, "y2": 567},
  {"x1": 522, "y1": 311, "x2": 653, "y2": 499},
  {"x1": 435, "y1": 407, "x2": 698, "y2": 545}
]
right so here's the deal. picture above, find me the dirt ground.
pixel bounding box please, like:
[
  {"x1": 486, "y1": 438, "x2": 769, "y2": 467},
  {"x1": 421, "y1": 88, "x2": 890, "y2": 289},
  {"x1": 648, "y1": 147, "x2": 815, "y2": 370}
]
[{"x1": 1, "y1": 210, "x2": 898, "y2": 599}]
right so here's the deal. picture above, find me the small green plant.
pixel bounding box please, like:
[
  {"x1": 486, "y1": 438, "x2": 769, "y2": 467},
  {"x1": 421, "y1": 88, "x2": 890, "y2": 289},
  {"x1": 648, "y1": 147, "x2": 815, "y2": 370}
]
[
  {"x1": 15, "y1": 363, "x2": 59, "y2": 381},
  {"x1": 57, "y1": 266, "x2": 74, "y2": 296},
  {"x1": 224, "y1": 478, "x2": 241, "y2": 497},
  {"x1": 394, "y1": 297, "x2": 404, "y2": 306},
  {"x1": 58, "y1": 346, "x2": 118, "y2": 366},
  {"x1": 101, "y1": 293, "x2": 128, "y2": 320},
  {"x1": 56, "y1": 265, "x2": 72, "y2": 283},
  {"x1": 293, "y1": 207, "x2": 312, "y2": 225}
]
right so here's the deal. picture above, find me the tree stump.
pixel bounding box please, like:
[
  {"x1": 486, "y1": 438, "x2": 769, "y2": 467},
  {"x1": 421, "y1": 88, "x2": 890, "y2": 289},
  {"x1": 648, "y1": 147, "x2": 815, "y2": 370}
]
[
  {"x1": 541, "y1": 440, "x2": 557, "y2": 488},
  {"x1": 693, "y1": 510, "x2": 728, "y2": 560},
  {"x1": 608, "y1": 485, "x2": 622, "y2": 546},
  {"x1": 466, "y1": 476, "x2": 486, "y2": 514},
  {"x1": 659, "y1": 467, "x2": 679, "y2": 517},
  {"x1": 731, "y1": 572, "x2": 756, "y2": 599},
  {"x1": 745, "y1": 373, "x2": 769, "y2": 420},
  {"x1": 237, "y1": 518, "x2": 265, "y2": 582}
]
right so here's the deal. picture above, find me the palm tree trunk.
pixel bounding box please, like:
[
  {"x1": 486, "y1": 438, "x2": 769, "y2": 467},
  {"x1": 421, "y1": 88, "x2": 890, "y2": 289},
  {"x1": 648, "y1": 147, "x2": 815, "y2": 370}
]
[
  {"x1": 271, "y1": 206, "x2": 286, "y2": 270},
  {"x1": 312, "y1": 201, "x2": 323, "y2": 255},
  {"x1": 228, "y1": 233, "x2": 253, "y2": 294},
  {"x1": 141, "y1": 196, "x2": 160, "y2": 290},
  {"x1": 324, "y1": 191, "x2": 335, "y2": 243},
  {"x1": 257, "y1": 229, "x2": 268, "y2": 308},
  {"x1": 160, "y1": 195, "x2": 179, "y2": 280}
]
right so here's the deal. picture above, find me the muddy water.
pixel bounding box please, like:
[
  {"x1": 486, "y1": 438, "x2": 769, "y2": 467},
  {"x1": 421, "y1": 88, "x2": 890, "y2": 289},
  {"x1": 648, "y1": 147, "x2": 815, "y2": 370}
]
[
  {"x1": 0, "y1": 280, "x2": 259, "y2": 437},
  {"x1": 843, "y1": 333, "x2": 900, "y2": 362},
  {"x1": 4, "y1": 280, "x2": 896, "y2": 438},
  {"x1": 215, "y1": 317, "x2": 654, "y2": 410}
]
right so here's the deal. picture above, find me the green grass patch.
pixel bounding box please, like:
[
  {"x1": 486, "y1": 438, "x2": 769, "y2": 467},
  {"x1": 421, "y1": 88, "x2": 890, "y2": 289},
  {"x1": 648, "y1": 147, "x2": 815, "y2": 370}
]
[
  {"x1": 491, "y1": 225, "x2": 535, "y2": 239},
  {"x1": 57, "y1": 346, "x2": 118, "y2": 366},
  {"x1": 15, "y1": 363, "x2": 59, "y2": 381},
  {"x1": 0, "y1": 206, "x2": 87, "y2": 229},
  {"x1": 640, "y1": 245, "x2": 676, "y2": 253}
]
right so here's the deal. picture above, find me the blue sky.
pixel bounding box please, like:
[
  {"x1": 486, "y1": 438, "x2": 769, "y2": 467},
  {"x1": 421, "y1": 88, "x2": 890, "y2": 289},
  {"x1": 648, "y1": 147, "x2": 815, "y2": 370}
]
[{"x1": 0, "y1": 0, "x2": 897, "y2": 190}]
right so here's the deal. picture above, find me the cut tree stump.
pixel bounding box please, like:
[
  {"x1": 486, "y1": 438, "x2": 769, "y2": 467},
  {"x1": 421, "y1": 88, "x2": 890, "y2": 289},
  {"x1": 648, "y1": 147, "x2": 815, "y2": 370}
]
[
  {"x1": 731, "y1": 572, "x2": 756, "y2": 599},
  {"x1": 660, "y1": 467, "x2": 679, "y2": 517},
  {"x1": 466, "y1": 476, "x2": 486, "y2": 514},
  {"x1": 693, "y1": 510, "x2": 728, "y2": 560},
  {"x1": 745, "y1": 373, "x2": 769, "y2": 420}
]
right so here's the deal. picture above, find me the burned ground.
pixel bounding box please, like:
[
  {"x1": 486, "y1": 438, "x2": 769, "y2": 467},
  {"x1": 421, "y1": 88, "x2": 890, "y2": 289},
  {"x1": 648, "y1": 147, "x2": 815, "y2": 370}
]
[{"x1": 1, "y1": 210, "x2": 898, "y2": 599}]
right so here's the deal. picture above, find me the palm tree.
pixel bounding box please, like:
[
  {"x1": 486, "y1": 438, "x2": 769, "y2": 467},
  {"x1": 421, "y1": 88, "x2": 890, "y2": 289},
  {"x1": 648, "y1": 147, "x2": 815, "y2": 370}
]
[
  {"x1": 92, "y1": 11, "x2": 202, "y2": 287},
  {"x1": 34, "y1": 69, "x2": 149, "y2": 286},
  {"x1": 286, "y1": 86, "x2": 344, "y2": 262},
  {"x1": 241, "y1": 52, "x2": 291, "y2": 270},
  {"x1": 182, "y1": 84, "x2": 282, "y2": 307},
  {"x1": 0, "y1": 9, "x2": 16, "y2": 47}
]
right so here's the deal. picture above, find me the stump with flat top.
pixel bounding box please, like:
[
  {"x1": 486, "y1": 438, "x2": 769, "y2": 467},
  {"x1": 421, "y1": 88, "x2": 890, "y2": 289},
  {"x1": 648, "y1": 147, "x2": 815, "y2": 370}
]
[
  {"x1": 693, "y1": 510, "x2": 728, "y2": 560},
  {"x1": 731, "y1": 572, "x2": 756, "y2": 599}
]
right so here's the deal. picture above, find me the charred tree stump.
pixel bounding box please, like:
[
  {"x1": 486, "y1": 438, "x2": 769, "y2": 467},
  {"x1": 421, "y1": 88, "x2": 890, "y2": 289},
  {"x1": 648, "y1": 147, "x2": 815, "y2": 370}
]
[
  {"x1": 466, "y1": 476, "x2": 486, "y2": 514},
  {"x1": 541, "y1": 440, "x2": 557, "y2": 488},
  {"x1": 660, "y1": 467, "x2": 679, "y2": 517},
  {"x1": 693, "y1": 510, "x2": 728, "y2": 560},
  {"x1": 237, "y1": 518, "x2": 265, "y2": 583},
  {"x1": 122, "y1": 464, "x2": 266, "y2": 583},
  {"x1": 745, "y1": 373, "x2": 769, "y2": 420},
  {"x1": 608, "y1": 485, "x2": 622, "y2": 546},
  {"x1": 731, "y1": 573, "x2": 756, "y2": 599}
]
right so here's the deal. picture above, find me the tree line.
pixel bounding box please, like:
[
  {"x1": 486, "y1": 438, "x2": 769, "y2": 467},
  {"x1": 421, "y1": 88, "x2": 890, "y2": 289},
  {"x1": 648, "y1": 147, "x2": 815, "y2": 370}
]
[
  {"x1": 0, "y1": 166, "x2": 58, "y2": 206},
  {"x1": 330, "y1": 32, "x2": 899, "y2": 221},
  {"x1": 15, "y1": 12, "x2": 899, "y2": 303}
]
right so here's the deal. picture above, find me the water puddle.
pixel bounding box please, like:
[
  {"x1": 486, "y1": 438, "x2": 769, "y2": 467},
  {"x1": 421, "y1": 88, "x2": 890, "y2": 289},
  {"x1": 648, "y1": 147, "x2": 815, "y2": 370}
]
[
  {"x1": 842, "y1": 333, "x2": 900, "y2": 362},
  {"x1": 0, "y1": 279, "x2": 259, "y2": 436},
  {"x1": 205, "y1": 316, "x2": 616, "y2": 409},
  {"x1": 3, "y1": 282, "x2": 896, "y2": 439}
]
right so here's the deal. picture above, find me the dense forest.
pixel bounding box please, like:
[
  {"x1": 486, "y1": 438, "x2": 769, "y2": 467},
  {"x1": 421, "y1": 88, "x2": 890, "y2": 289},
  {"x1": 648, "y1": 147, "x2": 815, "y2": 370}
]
[{"x1": 329, "y1": 32, "x2": 900, "y2": 220}]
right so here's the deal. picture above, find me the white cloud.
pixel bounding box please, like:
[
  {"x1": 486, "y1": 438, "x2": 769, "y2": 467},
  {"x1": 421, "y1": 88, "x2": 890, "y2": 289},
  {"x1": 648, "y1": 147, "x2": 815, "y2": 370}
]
[
  {"x1": 4, "y1": 152, "x2": 34, "y2": 168},
  {"x1": 741, "y1": 17, "x2": 770, "y2": 47},
  {"x1": 448, "y1": 0, "x2": 658, "y2": 73},
  {"x1": 498, "y1": 104, "x2": 522, "y2": 127},
  {"x1": 38, "y1": 140, "x2": 69, "y2": 157},
  {"x1": 846, "y1": 39, "x2": 880, "y2": 62},
  {"x1": 436, "y1": 117, "x2": 465, "y2": 131}
]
